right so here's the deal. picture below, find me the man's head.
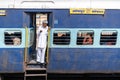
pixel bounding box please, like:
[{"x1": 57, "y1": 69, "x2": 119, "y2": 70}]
[{"x1": 42, "y1": 20, "x2": 48, "y2": 28}]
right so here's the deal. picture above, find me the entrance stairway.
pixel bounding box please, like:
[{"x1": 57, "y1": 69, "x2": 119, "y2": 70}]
[{"x1": 24, "y1": 63, "x2": 47, "y2": 80}]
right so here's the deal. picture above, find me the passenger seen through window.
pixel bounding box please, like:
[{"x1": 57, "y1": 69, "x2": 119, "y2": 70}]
[{"x1": 77, "y1": 31, "x2": 94, "y2": 45}]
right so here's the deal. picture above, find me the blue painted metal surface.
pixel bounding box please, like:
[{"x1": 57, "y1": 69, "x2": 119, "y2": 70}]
[
  {"x1": 0, "y1": 9, "x2": 53, "y2": 28},
  {"x1": 47, "y1": 48, "x2": 120, "y2": 73},
  {"x1": 0, "y1": 10, "x2": 23, "y2": 28},
  {"x1": 53, "y1": 9, "x2": 120, "y2": 28},
  {"x1": 0, "y1": 48, "x2": 24, "y2": 73},
  {"x1": 0, "y1": 9, "x2": 120, "y2": 28}
]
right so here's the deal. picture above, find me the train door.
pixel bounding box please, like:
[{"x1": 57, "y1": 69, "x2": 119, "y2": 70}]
[
  {"x1": 24, "y1": 13, "x2": 36, "y2": 64},
  {"x1": 26, "y1": 12, "x2": 52, "y2": 65}
]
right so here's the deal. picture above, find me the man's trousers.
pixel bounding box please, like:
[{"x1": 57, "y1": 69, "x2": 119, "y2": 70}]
[{"x1": 36, "y1": 47, "x2": 46, "y2": 63}]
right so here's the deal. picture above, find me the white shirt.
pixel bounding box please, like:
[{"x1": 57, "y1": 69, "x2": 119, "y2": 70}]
[{"x1": 37, "y1": 26, "x2": 48, "y2": 48}]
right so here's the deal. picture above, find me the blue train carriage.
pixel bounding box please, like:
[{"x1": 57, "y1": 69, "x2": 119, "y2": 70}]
[{"x1": 0, "y1": 0, "x2": 120, "y2": 79}]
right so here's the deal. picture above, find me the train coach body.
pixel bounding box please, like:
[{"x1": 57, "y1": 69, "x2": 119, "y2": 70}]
[{"x1": 0, "y1": 0, "x2": 120, "y2": 74}]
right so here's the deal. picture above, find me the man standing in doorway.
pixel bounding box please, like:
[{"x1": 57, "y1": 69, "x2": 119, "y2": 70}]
[{"x1": 36, "y1": 20, "x2": 48, "y2": 68}]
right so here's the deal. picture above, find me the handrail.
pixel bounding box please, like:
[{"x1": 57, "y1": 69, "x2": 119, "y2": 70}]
[
  {"x1": 46, "y1": 29, "x2": 50, "y2": 64},
  {"x1": 24, "y1": 27, "x2": 29, "y2": 63}
]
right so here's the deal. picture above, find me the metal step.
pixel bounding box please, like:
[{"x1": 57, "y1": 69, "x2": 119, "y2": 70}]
[
  {"x1": 26, "y1": 68, "x2": 46, "y2": 71},
  {"x1": 26, "y1": 63, "x2": 47, "y2": 69},
  {"x1": 25, "y1": 74, "x2": 47, "y2": 77},
  {"x1": 24, "y1": 61, "x2": 47, "y2": 80}
]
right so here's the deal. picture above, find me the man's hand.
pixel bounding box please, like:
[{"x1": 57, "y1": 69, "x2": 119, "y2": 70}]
[{"x1": 40, "y1": 30, "x2": 42, "y2": 32}]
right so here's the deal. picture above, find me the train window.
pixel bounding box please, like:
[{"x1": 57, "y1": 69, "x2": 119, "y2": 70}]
[
  {"x1": 53, "y1": 31, "x2": 70, "y2": 45},
  {"x1": 4, "y1": 31, "x2": 22, "y2": 46},
  {"x1": 77, "y1": 31, "x2": 94, "y2": 45},
  {"x1": 100, "y1": 31, "x2": 117, "y2": 45}
]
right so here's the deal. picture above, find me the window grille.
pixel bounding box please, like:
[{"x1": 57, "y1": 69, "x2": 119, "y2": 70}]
[
  {"x1": 53, "y1": 31, "x2": 70, "y2": 45},
  {"x1": 100, "y1": 31, "x2": 117, "y2": 45}
]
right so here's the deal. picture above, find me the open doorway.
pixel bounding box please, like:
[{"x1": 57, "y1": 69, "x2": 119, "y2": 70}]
[{"x1": 28, "y1": 12, "x2": 52, "y2": 67}]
